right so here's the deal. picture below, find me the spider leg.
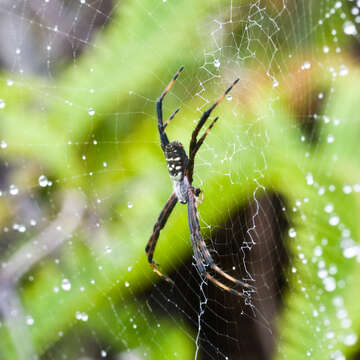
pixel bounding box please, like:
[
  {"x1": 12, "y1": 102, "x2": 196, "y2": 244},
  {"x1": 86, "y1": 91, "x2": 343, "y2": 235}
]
[
  {"x1": 205, "y1": 273, "x2": 245, "y2": 297},
  {"x1": 157, "y1": 66, "x2": 184, "y2": 150},
  {"x1": 187, "y1": 188, "x2": 255, "y2": 296},
  {"x1": 145, "y1": 192, "x2": 178, "y2": 284},
  {"x1": 190, "y1": 234, "x2": 246, "y2": 297},
  {"x1": 188, "y1": 116, "x2": 219, "y2": 169},
  {"x1": 187, "y1": 78, "x2": 239, "y2": 182},
  {"x1": 163, "y1": 107, "x2": 180, "y2": 130}
]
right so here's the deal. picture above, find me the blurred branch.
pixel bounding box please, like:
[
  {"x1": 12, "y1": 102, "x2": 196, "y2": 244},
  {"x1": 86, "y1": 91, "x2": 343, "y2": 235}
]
[{"x1": 0, "y1": 190, "x2": 85, "y2": 360}]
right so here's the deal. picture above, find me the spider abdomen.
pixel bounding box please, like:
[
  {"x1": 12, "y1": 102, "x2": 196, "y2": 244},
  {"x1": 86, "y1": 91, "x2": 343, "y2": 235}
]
[
  {"x1": 173, "y1": 176, "x2": 189, "y2": 204},
  {"x1": 164, "y1": 141, "x2": 188, "y2": 181}
]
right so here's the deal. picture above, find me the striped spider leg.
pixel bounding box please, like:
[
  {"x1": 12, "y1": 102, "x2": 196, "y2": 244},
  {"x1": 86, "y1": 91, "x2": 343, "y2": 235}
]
[{"x1": 145, "y1": 66, "x2": 255, "y2": 297}]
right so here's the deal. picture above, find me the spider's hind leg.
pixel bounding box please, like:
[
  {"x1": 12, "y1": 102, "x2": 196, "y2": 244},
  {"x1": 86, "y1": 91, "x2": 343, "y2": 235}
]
[
  {"x1": 145, "y1": 192, "x2": 178, "y2": 285},
  {"x1": 192, "y1": 243, "x2": 247, "y2": 298},
  {"x1": 187, "y1": 187, "x2": 255, "y2": 297},
  {"x1": 205, "y1": 273, "x2": 245, "y2": 297},
  {"x1": 197, "y1": 236, "x2": 256, "y2": 292}
]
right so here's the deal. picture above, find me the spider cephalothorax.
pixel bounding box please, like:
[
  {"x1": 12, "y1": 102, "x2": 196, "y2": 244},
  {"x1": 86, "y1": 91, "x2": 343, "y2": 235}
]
[
  {"x1": 145, "y1": 66, "x2": 255, "y2": 297},
  {"x1": 164, "y1": 141, "x2": 189, "y2": 204}
]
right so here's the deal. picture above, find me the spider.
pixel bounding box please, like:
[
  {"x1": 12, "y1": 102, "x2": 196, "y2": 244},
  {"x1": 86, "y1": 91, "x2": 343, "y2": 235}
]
[{"x1": 145, "y1": 66, "x2": 254, "y2": 297}]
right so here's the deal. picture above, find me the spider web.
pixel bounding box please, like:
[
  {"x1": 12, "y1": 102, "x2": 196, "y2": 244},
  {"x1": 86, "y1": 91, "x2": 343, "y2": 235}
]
[{"x1": 0, "y1": 0, "x2": 359, "y2": 359}]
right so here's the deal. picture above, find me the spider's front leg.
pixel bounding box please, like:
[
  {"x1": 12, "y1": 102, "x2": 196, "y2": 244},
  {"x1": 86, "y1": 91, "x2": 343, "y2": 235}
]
[{"x1": 156, "y1": 66, "x2": 184, "y2": 151}]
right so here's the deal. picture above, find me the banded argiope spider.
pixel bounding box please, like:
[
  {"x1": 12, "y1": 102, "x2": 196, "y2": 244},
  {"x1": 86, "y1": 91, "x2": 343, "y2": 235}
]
[{"x1": 146, "y1": 67, "x2": 254, "y2": 297}]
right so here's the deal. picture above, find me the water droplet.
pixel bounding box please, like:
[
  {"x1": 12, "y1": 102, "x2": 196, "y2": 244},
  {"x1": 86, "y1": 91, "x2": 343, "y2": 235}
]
[
  {"x1": 323, "y1": 276, "x2": 336, "y2": 291},
  {"x1": 318, "y1": 269, "x2": 328, "y2": 279},
  {"x1": 324, "y1": 203, "x2": 334, "y2": 213},
  {"x1": 341, "y1": 318, "x2": 352, "y2": 328},
  {"x1": 213, "y1": 59, "x2": 220, "y2": 68},
  {"x1": 103, "y1": 162, "x2": 107, "y2": 167},
  {"x1": 329, "y1": 215, "x2": 340, "y2": 226},
  {"x1": 7, "y1": 79, "x2": 13, "y2": 86},
  {"x1": 75, "y1": 311, "x2": 88, "y2": 321},
  {"x1": 333, "y1": 296, "x2": 344, "y2": 307},
  {"x1": 61, "y1": 278, "x2": 71, "y2": 291},
  {"x1": 100, "y1": 350, "x2": 107, "y2": 358},
  {"x1": 288, "y1": 228, "x2": 296, "y2": 238},
  {"x1": 1, "y1": 140, "x2": 7, "y2": 149},
  {"x1": 323, "y1": 45, "x2": 329, "y2": 53},
  {"x1": 331, "y1": 351, "x2": 345, "y2": 360},
  {"x1": 26, "y1": 316, "x2": 34, "y2": 326},
  {"x1": 314, "y1": 246, "x2": 322, "y2": 256},
  {"x1": 343, "y1": 21, "x2": 357, "y2": 35},
  {"x1": 344, "y1": 333, "x2": 357, "y2": 346},
  {"x1": 327, "y1": 134, "x2": 334, "y2": 143},
  {"x1": 306, "y1": 173, "x2": 314, "y2": 185},
  {"x1": 226, "y1": 94, "x2": 232, "y2": 101},
  {"x1": 302, "y1": 61, "x2": 311, "y2": 70},
  {"x1": 38, "y1": 175, "x2": 49, "y2": 187},
  {"x1": 343, "y1": 244, "x2": 359, "y2": 258},
  {"x1": 125, "y1": 281, "x2": 130, "y2": 287},
  {"x1": 9, "y1": 184, "x2": 19, "y2": 195},
  {"x1": 340, "y1": 64, "x2": 349, "y2": 76},
  {"x1": 337, "y1": 308, "x2": 348, "y2": 320},
  {"x1": 88, "y1": 108, "x2": 95, "y2": 116},
  {"x1": 75, "y1": 311, "x2": 82, "y2": 320},
  {"x1": 127, "y1": 201, "x2": 133, "y2": 208},
  {"x1": 329, "y1": 264, "x2": 338, "y2": 274},
  {"x1": 105, "y1": 246, "x2": 112, "y2": 254},
  {"x1": 272, "y1": 79, "x2": 279, "y2": 87},
  {"x1": 0, "y1": 99, "x2": 5, "y2": 109},
  {"x1": 343, "y1": 185, "x2": 352, "y2": 194}
]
